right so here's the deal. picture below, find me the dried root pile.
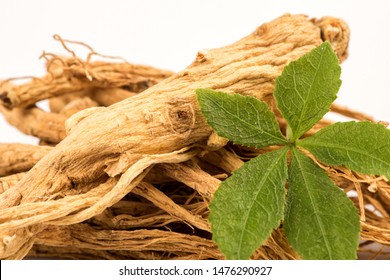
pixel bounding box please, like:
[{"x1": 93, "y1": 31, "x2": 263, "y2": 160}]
[{"x1": 0, "y1": 14, "x2": 389, "y2": 260}]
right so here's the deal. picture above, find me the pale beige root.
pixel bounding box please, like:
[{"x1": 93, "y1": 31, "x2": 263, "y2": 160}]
[
  {"x1": 330, "y1": 104, "x2": 375, "y2": 121},
  {"x1": 92, "y1": 208, "x2": 183, "y2": 229},
  {"x1": 206, "y1": 132, "x2": 229, "y2": 151},
  {"x1": 48, "y1": 87, "x2": 136, "y2": 113},
  {"x1": 0, "y1": 76, "x2": 86, "y2": 110},
  {"x1": 27, "y1": 244, "x2": 174, "y2": 260},
  {"x1": 0, "y1": 178, "x2": 117, "y2": 231},
  {"x1": 31, "y1": 224, "x2": 305, "y2": 260},
  {"x1": 0, "y1": 175, "x2": 117, "y2": 259},
  {"x1": 47, "y1": 147, "x2": 199, "y2": 226},
  {"x1": 132, "y1": 182, "x2": 210, "y2": 231},
  {"x1": 0, "y1": 144, "x2": 52, "y2": 176},
  {"x1": 0, "y1": 173, "x2": 26, "y2": 194},
  {"x1": 0, "y1": 58, "x2": 174, "y2": 109},
  {"x1": 0, "y1": 226, "x2": 43, "y2": 260},
  {"x1": 49, "y1": 91, "x2": 92, "y2": 113},
  {"x1": 200, "y1": 148, "x2": 244, "y2": 174},
  {"x1": 378, "y1": 181, "x2": 390, "y2": 211},
  {"x1": 361, "y1": 217, "x2": 390, "y2": 246},
  {"x1": 83, "y1": 196, "x2": 182, "y2": 230},
  {"x1": 359, "y1": 200, "x2": 390, "y2": 258},
  {"x1": 359, "y1": 180, "x2": 390, "y2": 246},
  {"x1": 28, "y1": 227, "x2": 301, "y2": 260},
  {"x1": 59, "y1": 96, "x2": 99, "y2": 118},
  {"x1": 0, "y1": 147, "x2": 198, "y2": 259},
  {"x1": 0, "y1": 147, "x2": 197, "y2": 230},
  {"x1": 0, "y1": 14, "x2": 351, "y2": 259},
  {"x1": 157, "y1": 159, "x2": 221, "y2": 201},
  {"x1": 34, "y1": 224, "x2": 223, "y2": 259},
  {"x1": 0, "y1": 105, "x2": 66, "y2": 143},
  {"x1": 313, "y1": 16, "x2": 350, "y2": 62},
  {"x1": 91, "y1": 88, "x2": 137, "y2": 106},
  {"x1": 3, "y1": 234, "x2": 36, "y2": 260},
  {"x1": 89, "y1": 189, "x2": 208, "y2": 231},
  {"x1": 143, "y1": 165, "x2": 176, "y2": 184},
  {"x1": 46, "y1": 58, "x2": 174, "y2": 93}
]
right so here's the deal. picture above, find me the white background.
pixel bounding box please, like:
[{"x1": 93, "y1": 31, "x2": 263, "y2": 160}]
[{"x1": 1, "y1": 0, "x2": 389, "y2": 144}]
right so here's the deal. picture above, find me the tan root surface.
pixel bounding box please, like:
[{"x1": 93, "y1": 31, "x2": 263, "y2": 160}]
[{"x1": 0, "y1": 14, "x2": 389, "y2": 260}]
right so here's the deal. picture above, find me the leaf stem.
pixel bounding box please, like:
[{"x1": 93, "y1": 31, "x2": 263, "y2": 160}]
[{"x1": 286, "y1": 125, "x2": 294, "y2": 143}]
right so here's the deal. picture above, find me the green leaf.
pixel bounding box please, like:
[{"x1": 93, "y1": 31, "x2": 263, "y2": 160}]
[
  {"x1": 274, "y1": 41, "x2": 341, "y2": 141},
  {"x1": 298, "y1": 121, "x2": 390, "y2": 179},
  {"x1": 285, "y1": 148, "x2": 360, "y2": 259},
  {"x1": 196, "y1": 88, "x2": 286, "y2": 148},
  {"x1": 209, "y1": 147, "x2": 288, "y2": 259}
]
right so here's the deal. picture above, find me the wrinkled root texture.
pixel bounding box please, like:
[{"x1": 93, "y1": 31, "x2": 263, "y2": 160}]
[{"x1": 0, "y1": 14, "x2": 389, "y2": 260}]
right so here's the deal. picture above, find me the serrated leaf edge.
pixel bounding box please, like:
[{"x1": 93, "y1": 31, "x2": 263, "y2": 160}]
[
  {"x1": 297, "y1": 121, "x2": 390, "y2": 179},
  {"x1": 196, "y1": 88, "x2": 287, "y2": 148},
  {"x1": 234, "y1": 146, "x2": 288, "y2": 259},
  {"x1": 289, "y1": 147, "x2": 333, "y2": 257}
]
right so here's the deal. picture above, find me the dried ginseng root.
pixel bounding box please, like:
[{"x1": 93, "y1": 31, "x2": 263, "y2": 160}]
[
  {"x1": 0, "y1": 144, "x2": 52, "y2": 176},
  {"x1": 0, "y1": 42, "x2": 174, "y2": 109},
  {"x1": 1, "y1": 14, "x2": 389, "y2": 260},
  {"x1": 0, "y1": 36, "x2": 174, "y2": 144}
]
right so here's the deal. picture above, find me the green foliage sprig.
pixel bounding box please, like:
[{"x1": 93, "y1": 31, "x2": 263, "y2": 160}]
[{"x1": 196, "y1": 42, "x2": 390, "y2": 260}]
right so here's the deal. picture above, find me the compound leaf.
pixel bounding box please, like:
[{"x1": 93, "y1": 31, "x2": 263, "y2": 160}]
[
  {"x1": 298, "y1": 121, "x2": 390, "y2": 180},
  {"x1": 209, "y1": 147, "x2": 288, "y2": 259},
  {"x1": 285, "y1": 148, "x2": 360, "y2": 259},
  {"x1": 196, "y1": 88, "x2": 286, "y2": 148},
  {"x1": 274, "y1": 41, "x2": 341, "y2": 141}
]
